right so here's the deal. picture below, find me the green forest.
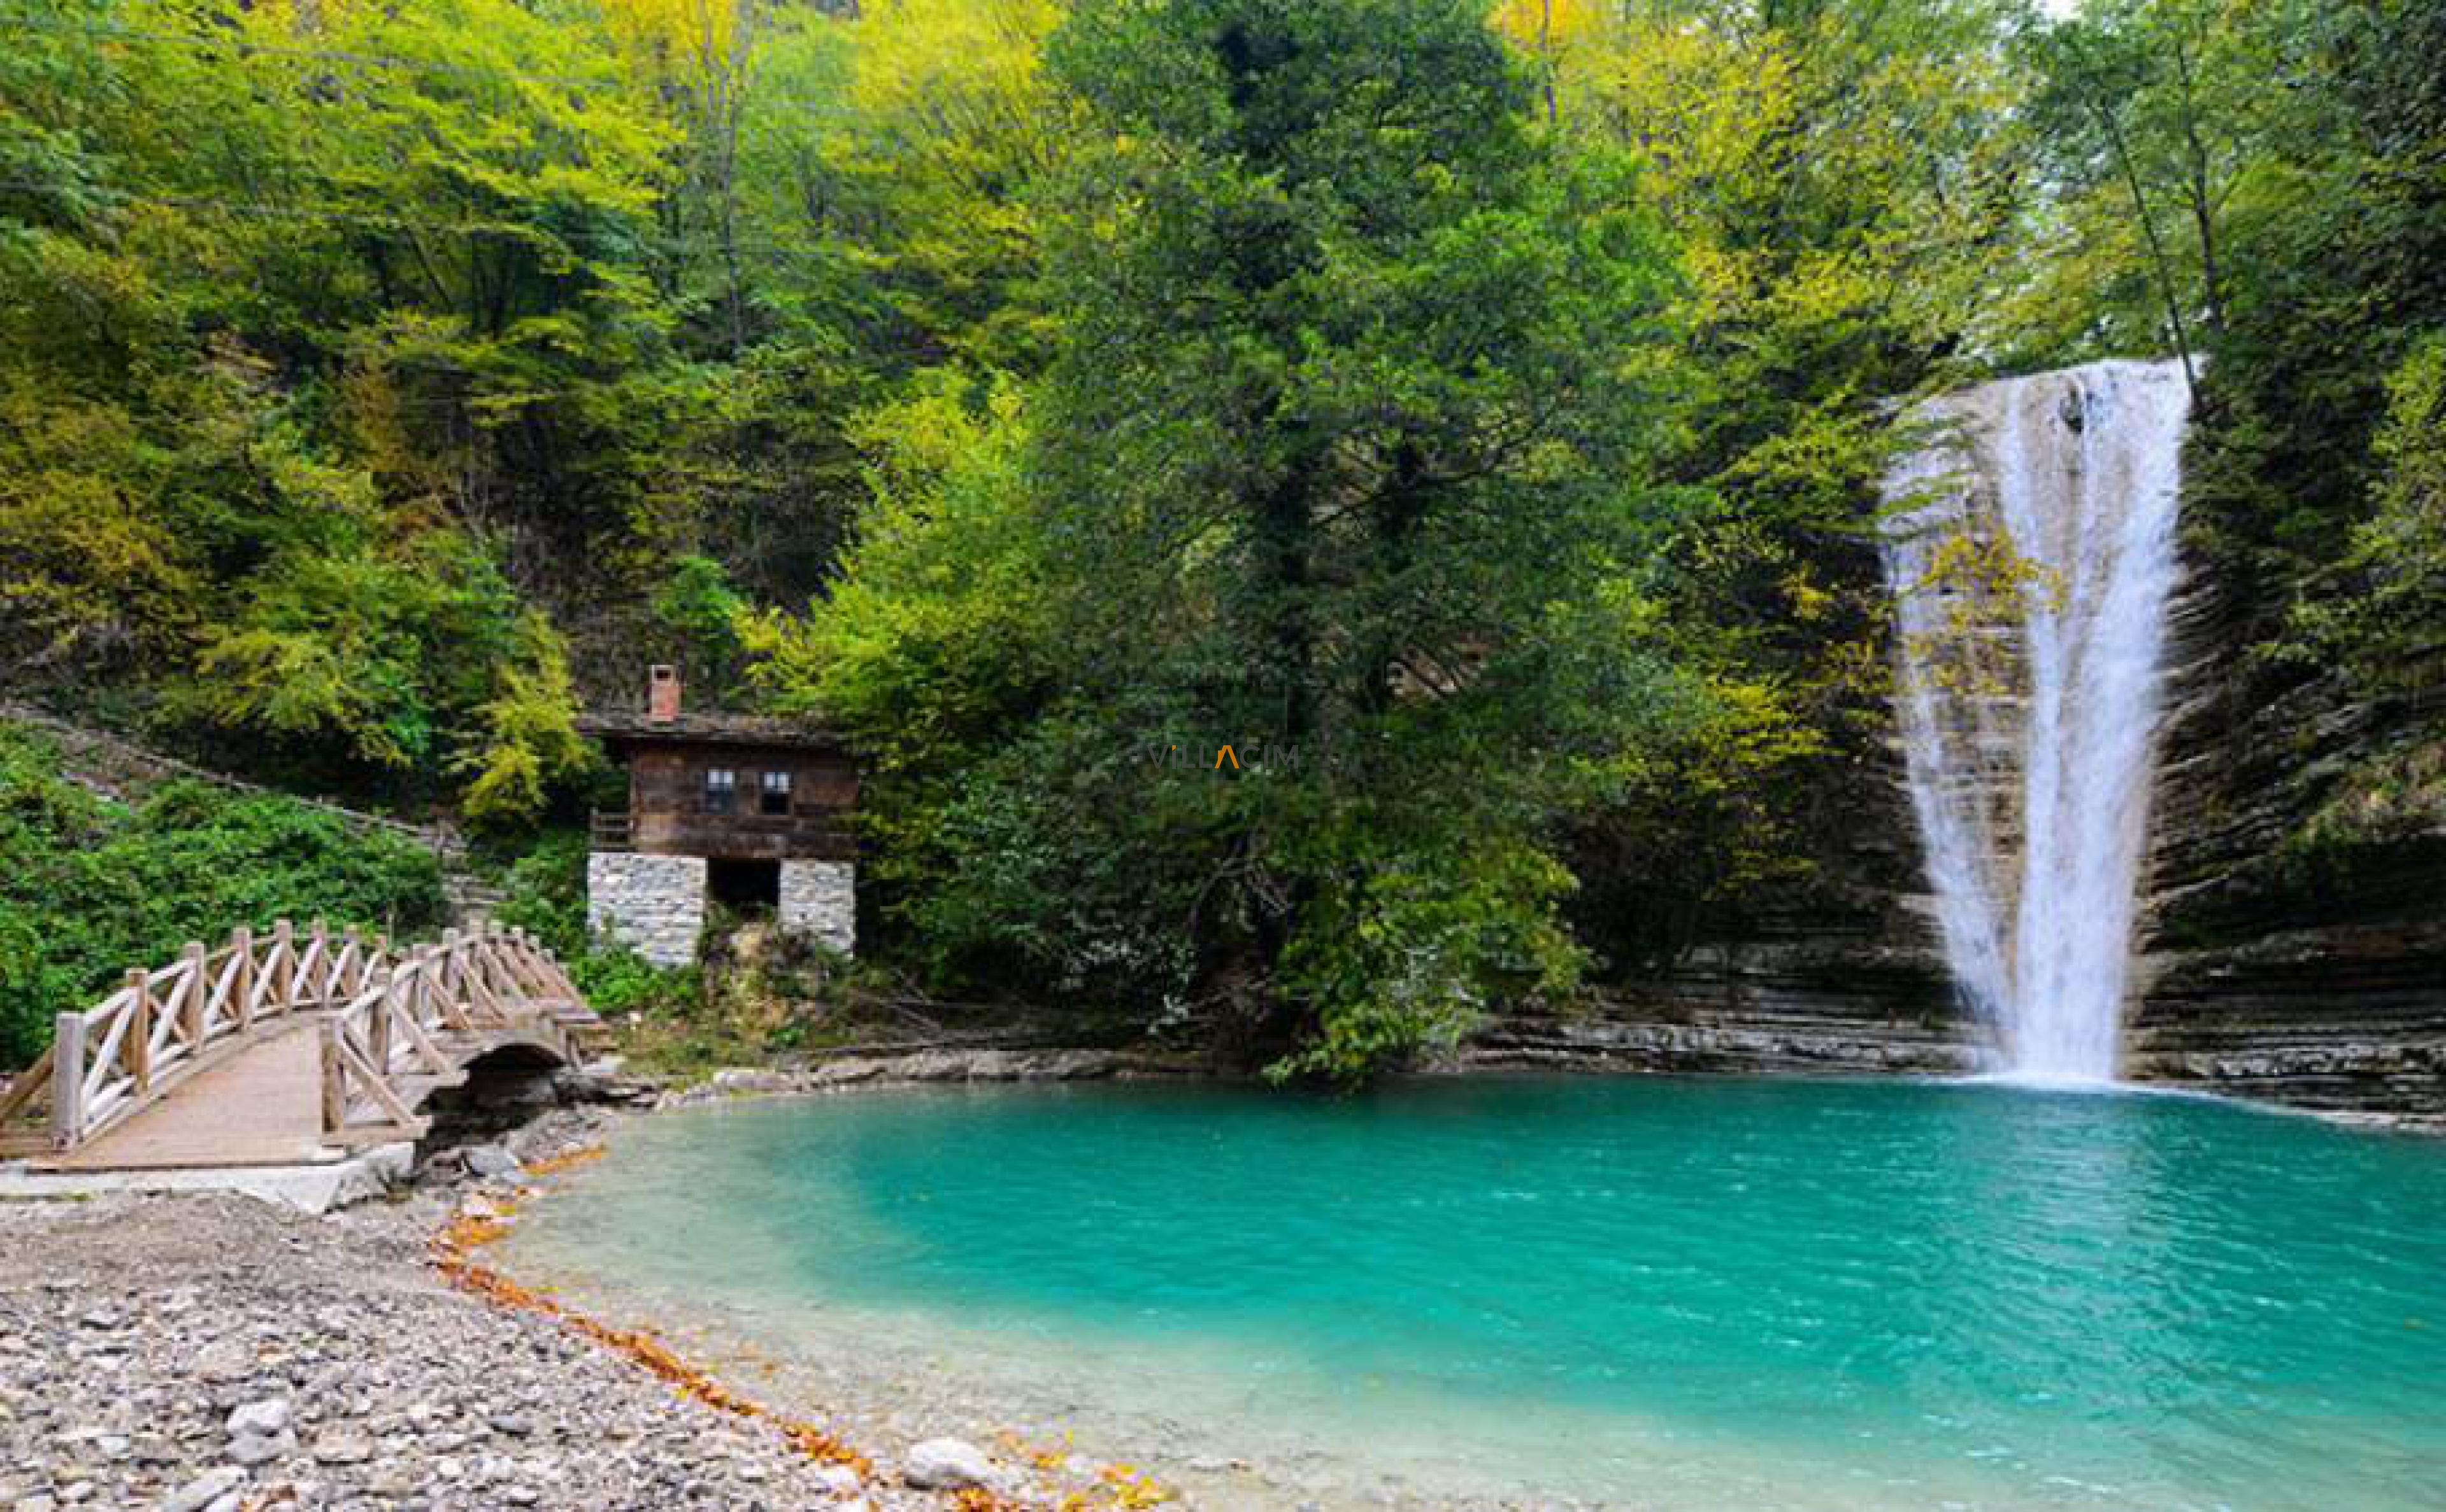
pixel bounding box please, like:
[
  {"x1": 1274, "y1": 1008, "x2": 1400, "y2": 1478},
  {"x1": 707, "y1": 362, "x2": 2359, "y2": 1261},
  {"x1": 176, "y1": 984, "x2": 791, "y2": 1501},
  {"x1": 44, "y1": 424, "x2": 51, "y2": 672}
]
[{"x1": 2, "y1": 0, "x2": 2439, "y2": 1078}]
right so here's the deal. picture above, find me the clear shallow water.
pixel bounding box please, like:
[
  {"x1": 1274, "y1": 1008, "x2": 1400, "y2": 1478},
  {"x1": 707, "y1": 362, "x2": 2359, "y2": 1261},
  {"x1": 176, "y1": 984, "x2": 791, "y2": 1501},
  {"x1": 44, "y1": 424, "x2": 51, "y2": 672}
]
[{"x1": 506, "y1": 1077, "x2": 2446, "y2": 1509}]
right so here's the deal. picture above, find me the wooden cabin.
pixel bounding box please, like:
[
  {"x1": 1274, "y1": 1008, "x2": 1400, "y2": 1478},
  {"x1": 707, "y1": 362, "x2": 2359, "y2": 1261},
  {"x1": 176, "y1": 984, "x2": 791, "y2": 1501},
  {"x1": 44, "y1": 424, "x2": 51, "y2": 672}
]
[{"x1": 578, "y1": 666, "x2": 857, "y2": 965}]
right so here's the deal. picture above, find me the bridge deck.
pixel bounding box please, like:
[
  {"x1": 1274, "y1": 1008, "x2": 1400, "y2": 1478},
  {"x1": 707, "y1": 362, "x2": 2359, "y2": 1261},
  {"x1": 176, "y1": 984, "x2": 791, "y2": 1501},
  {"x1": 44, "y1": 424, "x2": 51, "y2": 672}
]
[
  {"x1": 4, "y1": 920, "x2": 596, "y2": 1172},
  {"x1": 47, "y1": 1022, "x2": 343, "y2": 1171}
]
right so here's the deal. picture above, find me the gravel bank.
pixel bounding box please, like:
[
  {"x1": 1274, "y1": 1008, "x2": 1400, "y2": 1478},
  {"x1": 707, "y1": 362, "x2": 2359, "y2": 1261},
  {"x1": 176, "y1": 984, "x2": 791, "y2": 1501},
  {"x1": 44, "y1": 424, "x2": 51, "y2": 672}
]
[
  {"x1": 1, "y1": 1060, "x2": 1562, "y2": 1512},
  {"x1": 0, "y1": 1131, "x2": 1150, "y2": 1511}
]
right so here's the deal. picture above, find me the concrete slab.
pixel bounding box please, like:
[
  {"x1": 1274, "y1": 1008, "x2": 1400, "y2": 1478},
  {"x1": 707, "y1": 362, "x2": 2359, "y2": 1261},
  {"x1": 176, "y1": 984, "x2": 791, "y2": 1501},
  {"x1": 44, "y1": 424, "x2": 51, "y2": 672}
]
[{"x1": 0, "y1": 1141, "x2": 414, "y2": 1215}]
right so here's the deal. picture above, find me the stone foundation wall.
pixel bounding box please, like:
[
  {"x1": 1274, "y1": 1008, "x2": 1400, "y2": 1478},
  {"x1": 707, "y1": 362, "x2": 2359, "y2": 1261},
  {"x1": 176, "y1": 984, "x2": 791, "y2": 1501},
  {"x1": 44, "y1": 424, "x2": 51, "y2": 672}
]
[
  {"x1": 779, "y1": 859, "x2": 856, "y2": 955},
  {"x1": 587, "y1": 852, "x2": 707, "y2": 967}
]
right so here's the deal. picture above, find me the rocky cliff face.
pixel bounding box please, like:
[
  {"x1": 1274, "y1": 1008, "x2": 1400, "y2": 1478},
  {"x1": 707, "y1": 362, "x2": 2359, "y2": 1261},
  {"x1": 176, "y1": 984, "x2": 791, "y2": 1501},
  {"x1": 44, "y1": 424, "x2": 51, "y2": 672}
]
[
  {"x1": 1487, "y1": 661, "x2": 2445, "y2": 1118},
  {"x1": 1480, "y1": 414, "x2": 2444, "y2": 1121},
  {"x1": 1497, "y1": 568, "x2": 2446, "y2": 1118},
  {"x1": 2126, "y1": 573, "x2": 2446, "y2": 1120},
  {"x1": 1475, "y1": 746, "x2": 1982, "y2": 1078}
]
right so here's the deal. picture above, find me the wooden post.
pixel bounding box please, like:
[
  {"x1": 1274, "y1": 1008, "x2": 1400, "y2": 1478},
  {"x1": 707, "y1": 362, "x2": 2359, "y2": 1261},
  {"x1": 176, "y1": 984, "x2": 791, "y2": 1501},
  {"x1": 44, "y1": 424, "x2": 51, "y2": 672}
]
[
  {"x1": 51, "y1": 1012, "x2": 85, "y2": 1147},
  {"x1": 423, "y1": 945, "x2": 464, "y2": 1033},
  {"x1": 125, "y1": 968, "x2": 152, "y2": 1096},
  {"x1": 232, "y1": 927, "x2": 255, "y2": 1033},
  {"x1": 271, "y1": 919, "x2": 294, "y2": 1014},
  {"x1": 369, "y1": 966, "x2": 394, "y2": 1074},
  {"x1": 427, "y1": 947, "x2": 454, "y2": 1032},
  {"x1": 308, "y1": 921, "x2": 330, "y2": 1002},
  {"x1": 182, "y1": 942, "x2": 206, "y2": 1047},
  {"x1": 318, "y1": 1019, "x2": 345, "y2": 1135}
]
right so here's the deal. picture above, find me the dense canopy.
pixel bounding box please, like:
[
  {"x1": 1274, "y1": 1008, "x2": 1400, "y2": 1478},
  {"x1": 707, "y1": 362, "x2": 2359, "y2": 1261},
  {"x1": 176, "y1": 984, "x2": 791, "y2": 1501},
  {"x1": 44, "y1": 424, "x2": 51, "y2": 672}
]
[{"x1": 2, "y1": 0, "x2": 2438, "y2": 1076}]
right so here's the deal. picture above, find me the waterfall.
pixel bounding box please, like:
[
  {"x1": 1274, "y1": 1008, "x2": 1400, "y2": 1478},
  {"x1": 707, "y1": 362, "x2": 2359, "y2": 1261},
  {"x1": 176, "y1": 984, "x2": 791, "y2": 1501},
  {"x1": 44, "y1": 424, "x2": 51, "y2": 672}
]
[{"x1": 1880, "y1": 360, "x2": 2191, "y2": 1082}]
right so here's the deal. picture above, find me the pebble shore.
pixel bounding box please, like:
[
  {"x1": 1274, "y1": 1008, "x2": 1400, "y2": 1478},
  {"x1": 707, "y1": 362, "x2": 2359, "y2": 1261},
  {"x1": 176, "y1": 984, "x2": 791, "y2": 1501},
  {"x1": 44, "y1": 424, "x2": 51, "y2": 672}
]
[
  {"x1": 0, "y1": 1103, "x2": 1139, "y2": 1512},
  {"x1": 1, "y1": 1064, "x2": 1585, "y2": 1512}
]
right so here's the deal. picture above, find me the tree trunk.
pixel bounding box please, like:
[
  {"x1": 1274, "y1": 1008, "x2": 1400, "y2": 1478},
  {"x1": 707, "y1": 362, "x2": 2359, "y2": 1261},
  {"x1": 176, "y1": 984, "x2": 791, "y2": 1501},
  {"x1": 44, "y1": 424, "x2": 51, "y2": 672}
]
[
  {"x1": 2169, "y1": 36, "x2": 2228, "y2": 334},
  {"x1": 2095, "y1": 100, "x2": 2198, "y2": 393}
]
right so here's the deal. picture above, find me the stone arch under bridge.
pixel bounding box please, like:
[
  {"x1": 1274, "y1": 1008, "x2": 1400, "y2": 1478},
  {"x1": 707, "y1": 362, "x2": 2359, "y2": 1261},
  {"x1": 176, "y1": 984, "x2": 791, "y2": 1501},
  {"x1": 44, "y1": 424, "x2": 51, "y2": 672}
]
[{"x1": 0, "y1": 922, "x2": 603, "y2": 1172}]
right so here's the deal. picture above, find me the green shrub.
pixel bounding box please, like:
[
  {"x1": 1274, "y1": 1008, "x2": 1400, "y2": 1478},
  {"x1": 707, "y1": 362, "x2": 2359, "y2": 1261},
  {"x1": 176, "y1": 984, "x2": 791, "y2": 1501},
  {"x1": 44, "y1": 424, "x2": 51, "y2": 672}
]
[
  {"x1": 492, "y1": 827, "x2": 595, "y2": 958},
  {"x1": 0, "y1": 724, "x2": 447, "y2": 1066}
]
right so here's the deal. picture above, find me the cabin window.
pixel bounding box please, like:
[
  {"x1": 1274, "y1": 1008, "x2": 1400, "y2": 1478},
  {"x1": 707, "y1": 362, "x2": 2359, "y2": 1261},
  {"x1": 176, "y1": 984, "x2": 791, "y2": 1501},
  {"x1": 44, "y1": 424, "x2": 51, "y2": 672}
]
[
  {"x1": 760, "y1": 769, "x2": 793, "y2": 815},
  {"x1": 702, "y1": 767, "x2": 738, "y2": 814}
]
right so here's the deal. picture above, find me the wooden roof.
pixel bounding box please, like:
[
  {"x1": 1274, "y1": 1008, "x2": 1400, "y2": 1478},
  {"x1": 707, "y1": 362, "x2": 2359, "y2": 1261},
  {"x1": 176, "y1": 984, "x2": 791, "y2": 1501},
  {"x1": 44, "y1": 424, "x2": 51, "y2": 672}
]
[{"x1": 577, "y1": 710, "x2": 849, "y2": 754}]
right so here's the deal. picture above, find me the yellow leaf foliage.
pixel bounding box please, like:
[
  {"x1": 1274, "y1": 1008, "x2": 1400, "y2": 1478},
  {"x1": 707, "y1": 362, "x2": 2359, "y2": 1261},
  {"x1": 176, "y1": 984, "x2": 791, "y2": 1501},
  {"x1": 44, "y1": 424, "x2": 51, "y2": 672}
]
[
  {"x1": 1488, "y1": 0, "x2": 1608, "y2": 52},
  {"x1": 603, "y1": 0, "x2": 739, "y2": 80}
]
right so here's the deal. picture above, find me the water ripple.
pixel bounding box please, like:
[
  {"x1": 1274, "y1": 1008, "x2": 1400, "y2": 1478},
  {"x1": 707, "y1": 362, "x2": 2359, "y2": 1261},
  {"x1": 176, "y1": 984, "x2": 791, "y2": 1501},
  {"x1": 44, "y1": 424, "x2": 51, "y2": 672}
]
[{"x1": 508, "y1": 1076, "x2": 2446, "y2": 1510}]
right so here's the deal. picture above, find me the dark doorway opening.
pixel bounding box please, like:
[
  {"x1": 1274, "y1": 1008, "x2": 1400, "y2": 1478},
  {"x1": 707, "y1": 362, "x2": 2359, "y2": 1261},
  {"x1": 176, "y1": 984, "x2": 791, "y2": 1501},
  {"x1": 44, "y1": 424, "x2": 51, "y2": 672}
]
[{"x1": 708, "y1": 857, "x2": 781, "y2": 914}]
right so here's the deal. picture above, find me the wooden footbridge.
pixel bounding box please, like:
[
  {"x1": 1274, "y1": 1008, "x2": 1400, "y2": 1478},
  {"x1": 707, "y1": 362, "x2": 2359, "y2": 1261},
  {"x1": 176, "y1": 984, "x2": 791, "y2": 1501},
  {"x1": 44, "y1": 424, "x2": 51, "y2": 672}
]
[{"x1": 0, "y1": 922, "x2": 601, "y2": 1171}]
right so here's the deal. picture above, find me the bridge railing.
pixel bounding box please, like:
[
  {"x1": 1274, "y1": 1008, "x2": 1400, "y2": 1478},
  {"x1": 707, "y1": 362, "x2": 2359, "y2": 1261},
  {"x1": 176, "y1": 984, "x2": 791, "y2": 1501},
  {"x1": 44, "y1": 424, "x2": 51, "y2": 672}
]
[
  {"x1": 321, "y1": 925, "x2": 594, "y2": 1143},
  {"x1": 0, "y1": 920, "x2": 384, "y2": 1150},
  {"x1": 0, "y1": 920, "x2": 596, "y2": 1155}
]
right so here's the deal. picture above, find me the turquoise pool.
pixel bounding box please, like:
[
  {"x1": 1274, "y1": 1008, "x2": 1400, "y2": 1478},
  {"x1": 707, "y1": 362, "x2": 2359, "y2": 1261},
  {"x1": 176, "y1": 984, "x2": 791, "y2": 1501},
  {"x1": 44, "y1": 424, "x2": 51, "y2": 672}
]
[{"x1": 504, "y1": 1077, "x2": 2446, "y2": 1509}]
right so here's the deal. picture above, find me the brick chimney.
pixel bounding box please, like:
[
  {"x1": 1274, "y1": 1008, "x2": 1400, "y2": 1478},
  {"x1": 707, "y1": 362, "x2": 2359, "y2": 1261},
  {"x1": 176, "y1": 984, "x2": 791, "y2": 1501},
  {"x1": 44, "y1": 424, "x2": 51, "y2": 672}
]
[{"x1": 647, "y1": 664, "x2": 681, "y2": 722}]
